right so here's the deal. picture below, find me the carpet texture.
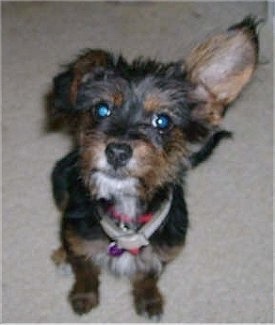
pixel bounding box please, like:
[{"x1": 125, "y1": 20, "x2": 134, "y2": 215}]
[{"x1": 2, "y1": 1, "x2": 273, "y2": 323}]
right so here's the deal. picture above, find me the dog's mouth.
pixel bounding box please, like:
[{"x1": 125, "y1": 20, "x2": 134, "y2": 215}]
[
  {"x1": 100, "y1": 167, "x2": 131, "y2": 180},
  {"x1": 90, "y1": 169, "x2": 140, "y2": 201},
  {"x1": 82, "y1": 140, "x2": 145, "y2": 199}
]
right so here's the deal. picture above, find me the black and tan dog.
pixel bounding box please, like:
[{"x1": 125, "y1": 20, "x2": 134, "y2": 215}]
[{"x1": 51, "y1": 16, "x2": 259, "y2": 320}]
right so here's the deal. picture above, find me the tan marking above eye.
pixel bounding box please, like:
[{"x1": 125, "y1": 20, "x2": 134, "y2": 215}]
[
  {"x1": 143, "y1": 95, "x2": 162, "y2": 112},
  {"x1": 143, "y1": 93, "x2": 171, "y2": 113},
  {"x1": 112, "y1": 91, "x2": 124, "y2": 107}
]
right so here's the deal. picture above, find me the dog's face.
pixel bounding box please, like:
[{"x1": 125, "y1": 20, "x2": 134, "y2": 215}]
[
  {"x1": 75, "y1": 59, "x2": 196, "y2": 199},
  {"x1": 53, "y1": 18, "x2": 257, "y2": 200}
]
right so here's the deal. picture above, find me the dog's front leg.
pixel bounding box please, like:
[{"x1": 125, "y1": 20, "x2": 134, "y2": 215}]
[
  {"x1": 131, "y1": 272, "x2": 164, "y2": 320},
  {"x1": 68, "y1": 255, "x2": 100, "y2": 315}
]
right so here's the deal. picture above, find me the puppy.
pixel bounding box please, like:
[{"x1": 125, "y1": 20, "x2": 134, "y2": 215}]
[{"x1": 50, "y1": 16, "x2": 259, "y2": 319}]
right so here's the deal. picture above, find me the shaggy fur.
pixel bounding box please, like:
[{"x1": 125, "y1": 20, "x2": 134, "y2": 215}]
[{"x1": 50, "y1": 16, "x2": 259, "y2": 319}]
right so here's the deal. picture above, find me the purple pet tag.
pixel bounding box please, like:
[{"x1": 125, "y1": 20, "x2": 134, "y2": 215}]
[{"x1": 108, "y1": 242, "x2": 125, "y2": 257}]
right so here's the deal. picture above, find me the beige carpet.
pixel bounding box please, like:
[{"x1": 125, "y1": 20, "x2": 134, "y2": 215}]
[{"x1": 2, "y1": 1, "x2": 273, "y2": 323}]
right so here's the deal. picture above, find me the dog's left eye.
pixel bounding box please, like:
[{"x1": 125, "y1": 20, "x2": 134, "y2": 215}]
[
  {"x1": 95, "y1": 103, "x2": 112, "y2": 119},
  {"x1": 152, "y1": 114, "x2": 172, "y2": 131}
]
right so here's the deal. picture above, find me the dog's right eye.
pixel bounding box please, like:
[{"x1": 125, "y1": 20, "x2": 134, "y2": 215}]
[
  {"x1": 152, "y1": 113, "x2": 172, "y2": 132},
  {"x1": 94, "y1": 103, "x2": 112, "y2": 119}
]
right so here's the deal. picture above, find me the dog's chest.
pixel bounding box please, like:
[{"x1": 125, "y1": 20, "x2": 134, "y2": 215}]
[
  {"x1": 89, "y1": 172, "x2": 163, "y2": 276},
  {"x1": 92, "y1": 245, "x2": 163, "y2": 278}
]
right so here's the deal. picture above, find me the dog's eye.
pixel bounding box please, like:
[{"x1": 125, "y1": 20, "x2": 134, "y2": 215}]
[
  {"x1": 152, "y1": 114, "x2": 172, "y2": 131},
  {"x1": 95, "y1": 103, "x2": 112, "y2": 119}
]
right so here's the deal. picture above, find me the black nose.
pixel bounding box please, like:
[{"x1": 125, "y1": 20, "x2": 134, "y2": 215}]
[{"x1": 105, "y1": 143, "x2": 133, "y2": 169}]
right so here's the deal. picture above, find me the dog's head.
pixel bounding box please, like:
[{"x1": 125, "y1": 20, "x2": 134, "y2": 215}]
[{"x1": 52, "y1": 16, "x2": 258, "y2": 200}]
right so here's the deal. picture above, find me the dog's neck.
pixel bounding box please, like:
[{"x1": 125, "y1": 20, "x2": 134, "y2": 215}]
[
  {"x1": 91, "y1": 172, "x2": 144, "y2": 222},
  {"x1": 111, "y1": 195, "x2": 143, "y2": 221}
]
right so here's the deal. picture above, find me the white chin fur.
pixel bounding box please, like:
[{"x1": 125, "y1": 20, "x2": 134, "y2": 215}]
[
  {"x1": 91, "y1": 171, "x2": 140, "y2": 219},
  {"x1": 91, "y1": 172, "x2": 139, "y2": 199}
]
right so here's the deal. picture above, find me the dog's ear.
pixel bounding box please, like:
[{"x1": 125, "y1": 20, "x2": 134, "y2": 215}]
[
  {"x1": 186, "y1": 16, "x2": 260, "y2": 126},
  {"x1": 53, "y1": 49, "x2": 114, "y2": 113}
]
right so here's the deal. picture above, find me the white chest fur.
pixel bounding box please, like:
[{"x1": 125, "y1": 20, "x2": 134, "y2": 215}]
[{"x1": 92, "y1": 245, "x2": 163, "y2": 278}]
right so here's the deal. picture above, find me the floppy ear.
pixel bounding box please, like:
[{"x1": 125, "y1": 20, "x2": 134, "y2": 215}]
[
  {"x1": 186, "y1": 16, "x2": 260, "y2": 126},
  {"x1": 53, "y1": 49, "x2": 114, "y2": 113}
]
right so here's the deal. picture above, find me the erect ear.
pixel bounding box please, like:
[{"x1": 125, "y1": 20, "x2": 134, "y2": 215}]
[
  {"x1": 186, "y1": 16, "x2": 260, "y2": 126},
  {"x1": 53, "y1": 49, "x2": 114, "y2": 113}
]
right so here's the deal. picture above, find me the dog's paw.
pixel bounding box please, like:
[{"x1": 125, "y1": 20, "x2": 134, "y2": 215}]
[
  {"x1": 134, "y1": 289, "x2": 164, "y2": 321},
  {"x1": 51, "y1": 246, "x2": 67, "y2": 265},
  {"x1": 69, "y1": 291, "x2": 99, "y2": 315},
  {"x1": 51, "y1": 247, "x2": 72, "y2": 276}
]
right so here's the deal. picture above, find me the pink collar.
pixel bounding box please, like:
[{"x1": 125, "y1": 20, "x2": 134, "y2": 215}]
[{"x1": 108, "y1": 206, "x2": 153, "y2": 225}]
